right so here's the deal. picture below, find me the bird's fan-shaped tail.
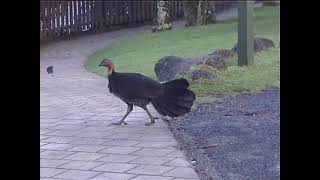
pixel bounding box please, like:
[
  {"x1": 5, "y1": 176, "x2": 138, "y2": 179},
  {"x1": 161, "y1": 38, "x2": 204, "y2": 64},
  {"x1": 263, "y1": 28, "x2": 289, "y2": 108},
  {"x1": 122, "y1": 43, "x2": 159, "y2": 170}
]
[{"x1": 151, "y1": 78, "x2": 196, "y2": 118}]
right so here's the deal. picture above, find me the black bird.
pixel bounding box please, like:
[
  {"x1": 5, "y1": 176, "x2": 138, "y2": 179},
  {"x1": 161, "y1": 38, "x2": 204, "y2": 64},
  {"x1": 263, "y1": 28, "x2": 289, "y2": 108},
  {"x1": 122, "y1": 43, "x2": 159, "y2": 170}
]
[
  {"x1": 47, "y1": 66, "x2": 54, "y2": 76},
  {"x1": 99, "y1": 58, "x2": 196, "y2": 126}
]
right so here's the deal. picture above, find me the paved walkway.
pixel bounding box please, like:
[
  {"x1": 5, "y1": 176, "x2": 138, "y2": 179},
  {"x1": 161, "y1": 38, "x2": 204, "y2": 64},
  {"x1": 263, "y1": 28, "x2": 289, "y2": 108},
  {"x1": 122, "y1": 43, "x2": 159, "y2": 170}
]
[{"x1": 40, "y1": 21, "x2": 200, "y2": 180}]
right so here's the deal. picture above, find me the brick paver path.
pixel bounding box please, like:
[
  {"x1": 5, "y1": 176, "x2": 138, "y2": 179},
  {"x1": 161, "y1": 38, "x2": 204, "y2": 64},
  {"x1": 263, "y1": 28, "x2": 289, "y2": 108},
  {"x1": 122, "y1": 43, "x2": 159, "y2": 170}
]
[{"x1": 40, "y1": 22, "x2": 199, "y2": 180}]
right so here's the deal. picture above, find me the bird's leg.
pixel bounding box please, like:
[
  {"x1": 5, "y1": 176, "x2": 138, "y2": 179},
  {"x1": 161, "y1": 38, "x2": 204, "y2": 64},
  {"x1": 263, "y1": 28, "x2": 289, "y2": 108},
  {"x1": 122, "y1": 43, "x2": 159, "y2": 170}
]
[
  {"x1": 142, "y1": 106, "x2": 156, "y2": 126},
  {"x1": 111, "y1": 104, "x2": 133, "y2": 125}
]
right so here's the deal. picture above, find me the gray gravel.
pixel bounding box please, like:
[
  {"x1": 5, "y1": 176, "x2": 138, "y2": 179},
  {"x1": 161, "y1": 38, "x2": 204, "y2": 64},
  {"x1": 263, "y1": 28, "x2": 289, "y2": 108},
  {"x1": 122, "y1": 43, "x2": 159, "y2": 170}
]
[{"x1": 166, "y1": 87, "x2": 280, "y2": 180}]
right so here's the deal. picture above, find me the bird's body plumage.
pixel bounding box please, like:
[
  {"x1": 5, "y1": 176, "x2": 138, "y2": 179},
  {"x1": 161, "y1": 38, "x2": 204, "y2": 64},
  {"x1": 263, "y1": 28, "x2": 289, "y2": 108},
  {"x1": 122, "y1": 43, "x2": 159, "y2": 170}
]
[
  {"x1": 108, "y1": 72, "x2": 163, "y2": 104},
  {"x1": 100, "y1": 59, "x2": 196, "y2": 125}
]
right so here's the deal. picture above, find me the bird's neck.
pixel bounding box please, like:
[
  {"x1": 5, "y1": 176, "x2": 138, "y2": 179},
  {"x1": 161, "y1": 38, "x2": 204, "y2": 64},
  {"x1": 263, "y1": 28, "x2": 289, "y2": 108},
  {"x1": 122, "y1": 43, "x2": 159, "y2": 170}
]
[{"x1": 107, "y1": 65, "x2": 114, "y2": 76}]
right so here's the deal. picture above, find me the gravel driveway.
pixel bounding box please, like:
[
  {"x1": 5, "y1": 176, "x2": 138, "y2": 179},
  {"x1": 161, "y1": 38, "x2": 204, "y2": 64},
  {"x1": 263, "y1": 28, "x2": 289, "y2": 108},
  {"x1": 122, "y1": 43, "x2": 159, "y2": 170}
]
[{"x1": 166, "y1": 88, "x2": 280, "y2": 180}]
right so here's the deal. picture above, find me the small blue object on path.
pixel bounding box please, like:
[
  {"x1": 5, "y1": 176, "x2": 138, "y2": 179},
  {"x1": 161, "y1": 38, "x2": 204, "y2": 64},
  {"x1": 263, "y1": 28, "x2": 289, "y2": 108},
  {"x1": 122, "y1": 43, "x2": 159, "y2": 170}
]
[{"x1": 47, "y1": 66, "x2": 54, "y2": 76}]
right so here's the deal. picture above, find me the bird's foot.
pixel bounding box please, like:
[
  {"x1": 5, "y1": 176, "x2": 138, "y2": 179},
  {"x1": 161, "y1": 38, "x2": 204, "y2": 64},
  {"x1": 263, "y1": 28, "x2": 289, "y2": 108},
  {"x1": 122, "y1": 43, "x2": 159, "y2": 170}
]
[
  {"x1": 145, "y1": 116, "x2": 157, "y2": 126},
  {"x1": 111, "y1": 121, "x2": 128, "y2": 125},
  {"x1": 144, "y1": 122, "x2": 155, "y2": 126}
]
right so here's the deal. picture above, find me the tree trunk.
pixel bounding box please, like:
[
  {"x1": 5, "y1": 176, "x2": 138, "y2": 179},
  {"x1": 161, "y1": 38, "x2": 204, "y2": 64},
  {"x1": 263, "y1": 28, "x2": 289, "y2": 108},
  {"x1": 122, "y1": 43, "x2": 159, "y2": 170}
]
[
  {"x1": 197, "y1": 1, "x2": 216, "y2": 25},
  {"x1": 184, "y1": 1, "x2": 216, "y2": 27},
  {"x1": 183, "y1": 1, "x2": 198, "y2": 27},
  {"x1": 152, "y1": 1, "x2": 172, "y2": 32}
]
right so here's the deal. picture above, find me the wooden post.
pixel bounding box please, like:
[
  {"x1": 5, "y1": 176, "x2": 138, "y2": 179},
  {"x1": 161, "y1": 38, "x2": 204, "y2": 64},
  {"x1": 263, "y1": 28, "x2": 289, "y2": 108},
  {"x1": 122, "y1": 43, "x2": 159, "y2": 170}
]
[
  {"x1": 238, "y1": 1, "x2": 254, "y2": 66},
  {"x1": 94, "y1": 1, "x2": 104, "y2": 31}
]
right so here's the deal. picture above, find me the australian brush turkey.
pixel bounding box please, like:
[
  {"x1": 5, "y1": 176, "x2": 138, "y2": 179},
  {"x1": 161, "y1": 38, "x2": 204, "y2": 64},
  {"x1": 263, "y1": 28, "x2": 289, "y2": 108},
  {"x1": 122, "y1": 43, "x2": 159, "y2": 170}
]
[{"x1": 99, "y1": 59, "x2": 196, "y2": 126}]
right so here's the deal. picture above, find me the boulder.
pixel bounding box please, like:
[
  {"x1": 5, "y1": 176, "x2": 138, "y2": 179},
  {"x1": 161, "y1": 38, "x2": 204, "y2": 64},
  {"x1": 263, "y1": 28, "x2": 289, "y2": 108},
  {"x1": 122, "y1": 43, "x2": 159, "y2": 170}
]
[
  {"x1": 154, "y1": 49, "x2": 236, "y2": 81},
  {"x1": 191, "y1": 70, "x2": 215, "y2": 81},
  {"x1": 200, "y1": 49, "x2": 237, "y2": 69},
  {"x1": 208, "y1": 49, "x2": 237, "y2": 59},
  {"x1": 231, "y1": 37, "x2": 275, "y2": 53},
  {"x1": 154, "y1": 56, "x2": 192, "y2": 82}
]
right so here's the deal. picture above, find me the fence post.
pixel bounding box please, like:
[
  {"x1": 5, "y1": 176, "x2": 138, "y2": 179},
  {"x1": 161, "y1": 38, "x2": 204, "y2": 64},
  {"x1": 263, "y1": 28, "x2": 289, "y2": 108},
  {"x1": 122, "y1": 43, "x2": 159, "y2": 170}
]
[
  {"x1": 238, "y1": 1, "x2": 254, "y2": 66},
  {"x1": 94, "y1": 1, "x2": 100, "y2": 31}
]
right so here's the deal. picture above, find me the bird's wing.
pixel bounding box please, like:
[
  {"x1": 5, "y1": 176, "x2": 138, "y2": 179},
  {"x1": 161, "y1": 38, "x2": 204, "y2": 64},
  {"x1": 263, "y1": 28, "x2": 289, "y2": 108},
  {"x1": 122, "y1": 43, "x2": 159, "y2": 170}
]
[{"x1": 110, "y1": 73, "x2": 163, "y2": 99}]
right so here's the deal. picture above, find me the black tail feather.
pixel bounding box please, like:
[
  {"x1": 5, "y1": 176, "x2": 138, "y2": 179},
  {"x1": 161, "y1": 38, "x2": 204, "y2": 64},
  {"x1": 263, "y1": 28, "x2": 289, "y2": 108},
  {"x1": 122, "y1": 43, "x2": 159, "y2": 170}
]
[
  {"x1": 151, "y1": 78, "x2": 196, "y2": 118},
  {"x1": 159, "y1": 98, "x2": 190, "y2": 116},
  {"x1": 166, "y1": 97, "x2": 194, "y2": 109},
  {"x1": 152, "y1": 101, "x2": 176, "y2": 117}
]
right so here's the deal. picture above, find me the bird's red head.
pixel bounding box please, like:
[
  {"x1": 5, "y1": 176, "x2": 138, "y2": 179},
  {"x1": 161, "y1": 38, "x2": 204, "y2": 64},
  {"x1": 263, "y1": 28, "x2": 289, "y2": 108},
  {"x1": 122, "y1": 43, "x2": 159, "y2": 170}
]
[{"x1": 99, "y1": 58, "x2": 114, "y2": 75}]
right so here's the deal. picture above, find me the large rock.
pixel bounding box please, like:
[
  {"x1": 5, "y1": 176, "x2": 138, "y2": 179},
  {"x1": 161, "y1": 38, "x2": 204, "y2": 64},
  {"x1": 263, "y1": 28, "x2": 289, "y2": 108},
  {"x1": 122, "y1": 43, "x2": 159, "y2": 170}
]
[
  {"x1": 154, "y1": 49, "x2": 236, "y2": 82},
  {"x1": 208, "y1": 49, "x2": 237, "y2": 59},
  {"x1": 231, "y1": 37, "x2": 275, "y2": 53},
  {"x1": 191, "y1": 70, "x2": 214, "y2": 81},
  {"x1": 202, "y1": 55, "x2": 226, "y2": 69},
  {"x1": 154, "y1": 56, "x2": 192, "y2": 82},
  {"x1": 202, "y1": 49, "x2": 237, "y2": 69}
]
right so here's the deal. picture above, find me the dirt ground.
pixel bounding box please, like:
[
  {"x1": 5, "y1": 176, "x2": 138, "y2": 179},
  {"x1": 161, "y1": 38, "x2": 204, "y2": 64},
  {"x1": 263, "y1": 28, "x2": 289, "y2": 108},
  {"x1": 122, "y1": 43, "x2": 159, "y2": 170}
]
[{"x1": 166, "y1": 88, "x2": 280, "y2": 180}]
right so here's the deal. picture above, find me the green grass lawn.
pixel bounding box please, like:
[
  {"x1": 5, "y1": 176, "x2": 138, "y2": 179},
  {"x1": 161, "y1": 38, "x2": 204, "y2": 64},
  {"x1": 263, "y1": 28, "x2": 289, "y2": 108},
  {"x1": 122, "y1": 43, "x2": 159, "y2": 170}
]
[{"x1": 85, "y1": 6, "x2": 280, "y2": 101}]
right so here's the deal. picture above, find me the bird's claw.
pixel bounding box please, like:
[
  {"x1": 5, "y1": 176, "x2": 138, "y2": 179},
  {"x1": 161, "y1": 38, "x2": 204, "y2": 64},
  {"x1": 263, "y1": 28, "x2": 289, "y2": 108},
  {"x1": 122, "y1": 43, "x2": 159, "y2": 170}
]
[
  {"x1": 111, "y1": 121, "x2": 128, "y2": 125},
  {"x1": 144, "y1": 122, "x2": 155, "y2": 126}
]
